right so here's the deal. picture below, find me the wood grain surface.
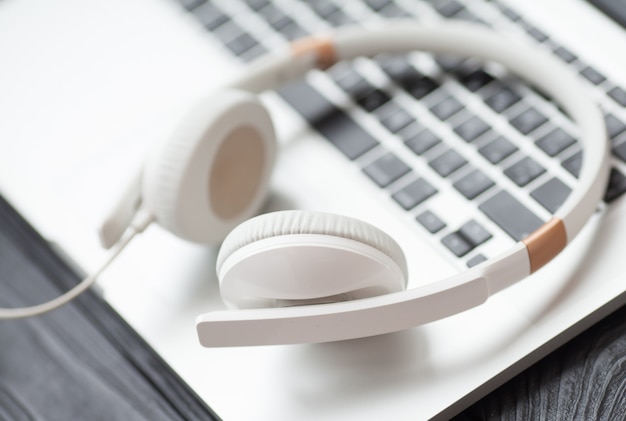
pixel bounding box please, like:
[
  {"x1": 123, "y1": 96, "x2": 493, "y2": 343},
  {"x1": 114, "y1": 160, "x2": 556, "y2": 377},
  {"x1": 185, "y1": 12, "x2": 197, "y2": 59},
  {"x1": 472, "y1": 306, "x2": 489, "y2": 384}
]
[{"x1": 0, "y1": 195, "x2": 219, "y2": 421}]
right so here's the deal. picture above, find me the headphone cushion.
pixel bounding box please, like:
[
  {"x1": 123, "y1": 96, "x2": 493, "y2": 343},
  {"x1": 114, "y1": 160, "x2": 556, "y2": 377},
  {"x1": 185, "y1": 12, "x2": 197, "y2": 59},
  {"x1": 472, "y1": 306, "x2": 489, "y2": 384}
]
[
  {"x1": 217, "y1": 210, "x2": 408, "y2": 282},
  {"x1": 142, "y1": 90, "x2": 276, "y2": 244}
]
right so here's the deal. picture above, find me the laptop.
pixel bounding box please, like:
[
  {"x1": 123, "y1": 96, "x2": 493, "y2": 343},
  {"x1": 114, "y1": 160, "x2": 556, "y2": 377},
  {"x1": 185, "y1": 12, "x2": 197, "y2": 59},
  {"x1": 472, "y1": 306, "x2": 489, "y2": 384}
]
[{"x1": 1, "y1": 0, "x2": 625, "y2": 419}]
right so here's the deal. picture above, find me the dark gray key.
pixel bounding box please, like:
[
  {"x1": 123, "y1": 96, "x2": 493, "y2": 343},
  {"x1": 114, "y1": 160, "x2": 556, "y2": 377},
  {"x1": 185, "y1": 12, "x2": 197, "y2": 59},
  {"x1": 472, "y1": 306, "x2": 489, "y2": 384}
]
[
  {"x1": 531, "y1": 177, "x2": 572, "y2": 213},
  {"x1": 435, "y1": 0, "x2": 464, "y2": 17},
  {"x1": 458, "y1": 69, "x2": 494, "y2": 92},
  {"x1": 484, "y1": 85, "x2": 521, "y2": 112},
  {"x1": 605, "y1": 113, "x2": 626, "y2": 140},
  {"x1": 363, "y1": 153, "x2": 411, "y2": 187},
  {"x1": 280, "y1": 22, "x2": 308, "y2": 40},
  {"x1": 416, "y1": 210, "x2": 446, "y2": 233},
  {"x1": 335, "y1": 71, "x2": 391, "y2": 112},
  {"x1": 273, "y1": 15, "x2": 297, "y2": 32},
  {"x1": 499, "y1": 5, "x2": 521, "y2": 21},
  {"x1": 429, "y1": 148, "x2": 467, "y2": 177},
  {"x1": 580, "y1": 66, "x2": 606, "y2": 85},
  {"x1": 443, "y1": 219, "x2": 492, "y2": 258},
  {"x1": 392, "y1": 178, "x2": 437, "y2": 210},
  {"x1": 258, "y1": 4, "x2": 292, "y2": 30},
  {"x1": 562, "y1": 151, "x2": 582, "y2": 178},
  {"x1": 535, "y1": 128, "x2": 576, "y2": 157},
  {"x1": 479, "y1": 136, "x2": 518, "y2": 164},
  {"x1": 525, "y1": 25, "x2": 549, "y2": 42},
  {"x1": 454, "y1": 116, "x2": 490, "y2": 142},
  {"x1": 442, "y1": 232, "x2": 473, "y2": 257},
  {"x1": 404, "y1": 129, "x2": 441, "y2": 155},
  {"x1": 459, "y1": 220, "x2": 492, "y2": 246},
  {"x1": 479, "y1": 190, "x2": 544, "y2": 241},
  {"x1": 604, "y1": 168, "x2": 626, "y2": 203},
  {"x1": 356, "y1": 88, "x2": 391, "y2": 112},
  {"x1": 364, "y1": 0, "x2": 393, "y2": 11},
  {"x1": 613, "y1": 141, "x2": 626, "y2": 162},
  {"x1": 240, "y1": 45, "x2": 267, "y2": 61},
  {"x1": 553, "y1": 46, "x2": 577, "y2": 63},
  {"x1": 334, "y1": 70, "x2": 371, "y2": 96},
  {"x1": 504, "y1": 157, "x2": 546, "y2": 186},
  {"x1": 380, "y1": 107, "x2": 415, "y2": 133},
  {"x1": 379, "y1": 56, "x2": 416, "y2": 84},
  {"x1": 325, "y1": 10, "x2": 354, "y2": 26},
  {"x1": 509, "y1": 107, "x2": 548, "y2": 135},
  {"x1": 309, "y1": 0, "x2": 339, "y2": 17},
  {"x1": 379, "y1": 56, "x2": 437, "y2": 97},
  {"x1": 405, "y1": 75, "x2": 440, "y2": 100},
  {"x1": 225, "y1": 33, "x2": 259, "y2": 56},
  {"x1": 430, "y1": 96, "x2": 464, "y2": 120},
  {"x1": 607, "y1": 85, "x2": 626, "y2": 107},
  {"x1": 379, "y1": 3, "x2": 412, "y2": 17},
  {"x1": 193, "y1": 3, "x2": 229, "y2": 30},
  {"x1": 453, "y1": 169, "x2": 495, "y2": 200},
  {"x1": 279, "y1": 80, "x2": 379, "y2": 160},
  {"x1": 179, "y1": 0, "x2": 206, "y2": 11},
  {"x1": 435, "y1": 55, "x2": 466, "y2": 72},
  {"x1": 467, "y1": 254, "x2": 488, "y2": 267},
  {"x1": 244, "y1": 0, "x2": 270, "y2": 11}
]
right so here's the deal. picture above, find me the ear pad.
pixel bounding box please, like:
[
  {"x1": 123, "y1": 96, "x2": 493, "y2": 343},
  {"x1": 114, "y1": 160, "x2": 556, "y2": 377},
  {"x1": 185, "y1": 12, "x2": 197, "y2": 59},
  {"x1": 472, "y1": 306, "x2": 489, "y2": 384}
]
[
  {"x1": 142, "y1": 90, "x2": 276, "y2": 244},
  {"x1": 217, "y1": 210, "x2": 408, "y2": 309}
]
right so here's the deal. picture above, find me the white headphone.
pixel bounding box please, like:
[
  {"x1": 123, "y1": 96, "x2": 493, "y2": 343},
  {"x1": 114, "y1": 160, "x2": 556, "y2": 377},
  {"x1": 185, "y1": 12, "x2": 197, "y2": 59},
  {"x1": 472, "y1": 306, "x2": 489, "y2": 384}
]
[{"x1": 1, "y1": 22, "x2": 610, "y2": 348}]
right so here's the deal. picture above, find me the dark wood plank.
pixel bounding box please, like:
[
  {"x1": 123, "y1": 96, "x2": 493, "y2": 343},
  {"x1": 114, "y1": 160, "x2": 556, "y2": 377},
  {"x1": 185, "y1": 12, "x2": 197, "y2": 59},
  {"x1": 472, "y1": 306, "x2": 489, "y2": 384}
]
[{"x1": 0, "y1": 195, "x2": 219, "y2": 421}]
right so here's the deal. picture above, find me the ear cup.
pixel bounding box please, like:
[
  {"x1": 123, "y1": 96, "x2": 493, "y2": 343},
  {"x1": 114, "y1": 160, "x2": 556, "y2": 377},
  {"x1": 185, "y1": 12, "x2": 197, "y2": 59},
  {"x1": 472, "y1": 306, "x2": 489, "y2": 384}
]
[
  {"x1": 142, "y1": 90, "x2": 276, "y2": 244},
  {"x1": 217, "y1": 210, "x2": 408, "y2": 309}
]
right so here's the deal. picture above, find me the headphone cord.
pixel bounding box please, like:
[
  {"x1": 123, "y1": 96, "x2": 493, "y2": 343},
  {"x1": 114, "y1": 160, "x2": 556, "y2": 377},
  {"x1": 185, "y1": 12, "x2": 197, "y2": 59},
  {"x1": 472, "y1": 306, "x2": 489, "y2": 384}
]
[{"x1": 0, "y1": 210, "x2": 154, "y2": 319}]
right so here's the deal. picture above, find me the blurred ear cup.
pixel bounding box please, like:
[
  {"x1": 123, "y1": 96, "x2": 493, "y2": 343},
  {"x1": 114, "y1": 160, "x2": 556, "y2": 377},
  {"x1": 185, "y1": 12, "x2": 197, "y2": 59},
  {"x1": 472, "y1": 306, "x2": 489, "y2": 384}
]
[
  {"x1": 217, "y1": 210, "x2": 408, "y2": 309},
  {"x1": 142, "y1": 90, "x2": 276, "y2": 244}
]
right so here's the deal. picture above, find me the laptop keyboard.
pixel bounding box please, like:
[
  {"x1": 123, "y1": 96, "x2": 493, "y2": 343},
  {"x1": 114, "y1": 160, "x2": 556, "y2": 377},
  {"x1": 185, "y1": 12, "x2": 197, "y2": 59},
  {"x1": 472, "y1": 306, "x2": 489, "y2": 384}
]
[{"x1": 176, "y1": 0, "x2": 626, "y2": 268}]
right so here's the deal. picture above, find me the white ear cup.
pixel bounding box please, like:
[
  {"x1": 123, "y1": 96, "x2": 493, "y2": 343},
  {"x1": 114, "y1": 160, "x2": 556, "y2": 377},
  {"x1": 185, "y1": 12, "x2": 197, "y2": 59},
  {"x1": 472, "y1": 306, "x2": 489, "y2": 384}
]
[
  {"x1": 217, "y1": 210, "x2": 408, "y2": 309},
  {"x1": 142, "y1": 90, "x2": 276, "y2": 244}
]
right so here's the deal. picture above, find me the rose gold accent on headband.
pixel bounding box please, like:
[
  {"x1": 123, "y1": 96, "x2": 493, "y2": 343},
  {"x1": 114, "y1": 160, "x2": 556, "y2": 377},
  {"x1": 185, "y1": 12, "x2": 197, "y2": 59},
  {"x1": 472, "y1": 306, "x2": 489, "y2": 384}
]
[
  {"x1": 291, "y1": 36, "x2": 336, "y2": 69},
  {"x1": 522, "y1": 217, "x2": 567, "y2": 273}
]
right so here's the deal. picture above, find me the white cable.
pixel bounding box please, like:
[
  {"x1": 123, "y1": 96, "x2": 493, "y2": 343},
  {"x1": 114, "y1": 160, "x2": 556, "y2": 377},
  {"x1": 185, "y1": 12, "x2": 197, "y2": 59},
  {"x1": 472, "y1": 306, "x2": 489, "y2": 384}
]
[{"x1": 0, "y1": 210, "x2": 154, "y2": 319}]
